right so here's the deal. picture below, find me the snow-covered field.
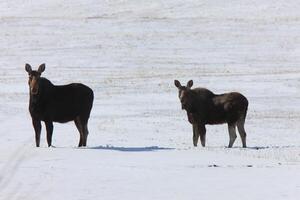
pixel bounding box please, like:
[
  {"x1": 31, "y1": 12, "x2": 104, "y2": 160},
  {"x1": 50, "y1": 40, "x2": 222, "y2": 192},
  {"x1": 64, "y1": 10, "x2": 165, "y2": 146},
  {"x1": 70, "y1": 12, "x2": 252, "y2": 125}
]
[{"x1": 1, "y1": 0, "x2": 300, "y2": 199}]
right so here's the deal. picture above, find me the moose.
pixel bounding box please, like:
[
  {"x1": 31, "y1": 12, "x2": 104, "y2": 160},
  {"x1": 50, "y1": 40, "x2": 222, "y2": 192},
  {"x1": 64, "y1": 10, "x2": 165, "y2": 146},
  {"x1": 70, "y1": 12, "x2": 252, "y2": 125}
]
[
  {"x1": 25, "y1": 64, "x2": 94, "y2": 147},
  {"x1": 174, "y1": 80, "x2": 248, "y2": 148}
]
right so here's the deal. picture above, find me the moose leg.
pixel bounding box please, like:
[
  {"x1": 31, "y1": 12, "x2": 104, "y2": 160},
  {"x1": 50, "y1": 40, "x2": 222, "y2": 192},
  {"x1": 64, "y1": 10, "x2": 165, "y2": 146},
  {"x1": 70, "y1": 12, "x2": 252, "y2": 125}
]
[
  {"x1": 74, "y1": 117, "x2": 84, "y2": 147},
  {"x1": 237, "y1": 118, "x2": 247, "y2": 148},
  {"x1": 192, "y1": 124, "x2": 199, "y2": 147},
  {"x1": 82, "y1": 123, "x2": 89, "y2": 147},
  {"x1": 77, "y1": 116, "x2": 89, "y2": 147},
  {"x1": 45, "y1": 121, "x2": 54, "y2": 147},
  {"x1": 198, "y1": 124, "x2": 206, "y2": 147},
  {"x1": 227, "y1": 123, "x2": 237, "y2": 148},
  {"x1": 32, "y1": 119, "x2": 41, "y2": 147}
]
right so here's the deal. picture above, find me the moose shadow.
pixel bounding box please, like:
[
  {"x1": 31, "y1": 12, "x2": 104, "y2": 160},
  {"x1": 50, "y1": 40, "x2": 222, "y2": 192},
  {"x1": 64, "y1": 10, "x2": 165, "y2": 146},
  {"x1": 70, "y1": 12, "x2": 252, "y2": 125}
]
[{"x1": 90, "y1": 145, "x2": 175, "y2": 152}]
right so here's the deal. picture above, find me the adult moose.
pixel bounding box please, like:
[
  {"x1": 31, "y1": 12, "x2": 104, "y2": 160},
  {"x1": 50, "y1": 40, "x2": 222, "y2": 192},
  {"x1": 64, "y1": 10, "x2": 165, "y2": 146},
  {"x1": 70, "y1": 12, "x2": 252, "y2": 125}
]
[
  {"x1": 25, "y1": 64, "x2": 94, "y2": 147},
  {"x1": 174, "y1": 80, "x2": 248, "y2": 148}
]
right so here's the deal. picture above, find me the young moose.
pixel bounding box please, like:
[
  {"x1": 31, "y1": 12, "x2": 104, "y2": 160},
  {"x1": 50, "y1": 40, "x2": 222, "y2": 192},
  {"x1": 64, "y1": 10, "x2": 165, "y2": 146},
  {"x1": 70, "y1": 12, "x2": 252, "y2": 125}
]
[
  {"x1": 25, "y1": 64, "x2": 94, "y2": 147},
  {"x1": 175, "y1": 80, "x2": 248, "y2": 148}
]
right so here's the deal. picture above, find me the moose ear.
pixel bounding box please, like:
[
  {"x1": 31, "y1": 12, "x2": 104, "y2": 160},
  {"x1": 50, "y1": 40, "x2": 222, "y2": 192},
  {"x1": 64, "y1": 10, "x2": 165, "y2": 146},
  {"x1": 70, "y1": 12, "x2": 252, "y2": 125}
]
[
  {"x1": 38, "y1": 63, "x2": 46, "y2": 73},
  {"x1": 174, "y1": 80, "x2": 181, "y2": 88},
  {"x1": 25, "y1": 63, "x2": 32, "y2": 73},
  {"x1": 187, "y1": 80, "x2": 193, "y2": 88}
]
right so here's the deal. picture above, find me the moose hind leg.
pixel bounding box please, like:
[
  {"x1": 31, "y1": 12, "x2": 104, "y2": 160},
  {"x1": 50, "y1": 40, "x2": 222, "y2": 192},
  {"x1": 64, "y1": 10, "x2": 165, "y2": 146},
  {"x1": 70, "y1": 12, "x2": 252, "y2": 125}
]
[
  {"x1": 237, "y1": 119, "x2": 247, "y2": 148},
  {"x1": 74, "y1": 117, "x2": 84, "y2": 147},
  {"x1": 45, "y1": 121, "x2": 54, "y2": 147},
  {"x1": 227, "y1": 123, "x2": 237, "y2": 148},
  {"x1": 82, "y1": 123, "x2": 89, "y2": 147},
  {"x1": 79, "y1": 116, "x2": 89, "y2": 147}
]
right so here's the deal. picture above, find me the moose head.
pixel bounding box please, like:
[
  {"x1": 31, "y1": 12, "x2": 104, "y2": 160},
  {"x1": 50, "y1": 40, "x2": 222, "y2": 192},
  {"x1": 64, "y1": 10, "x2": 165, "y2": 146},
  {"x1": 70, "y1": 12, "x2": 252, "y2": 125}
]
[
  {"x1": 25, "y1": 63, "x2": 46, "y2": 95},
  {"x1": 174, "y1": 80, "x2": 194, "y2": 110}
]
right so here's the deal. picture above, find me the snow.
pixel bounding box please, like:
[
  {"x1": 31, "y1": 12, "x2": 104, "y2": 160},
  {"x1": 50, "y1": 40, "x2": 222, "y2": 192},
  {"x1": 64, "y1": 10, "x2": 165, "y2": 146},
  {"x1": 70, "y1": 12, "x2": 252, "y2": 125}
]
[{"x1": 1, "y1": 0, "x2": 300, "y2": 199}]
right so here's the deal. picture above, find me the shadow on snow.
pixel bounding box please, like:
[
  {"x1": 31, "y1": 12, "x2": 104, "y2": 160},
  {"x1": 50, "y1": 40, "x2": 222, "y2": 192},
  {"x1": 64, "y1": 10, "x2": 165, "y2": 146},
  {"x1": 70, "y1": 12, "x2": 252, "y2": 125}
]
[{"x1": 89, "y1": 145, "x2": 175, "y2": 152}]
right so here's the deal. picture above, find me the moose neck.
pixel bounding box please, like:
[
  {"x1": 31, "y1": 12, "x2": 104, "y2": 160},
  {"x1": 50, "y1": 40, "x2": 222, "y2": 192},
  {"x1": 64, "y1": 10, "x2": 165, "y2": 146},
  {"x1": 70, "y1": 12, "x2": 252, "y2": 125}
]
[
  {"x1": 184, "y1": 90, "x2": 198, "y2": 113},
  {"x1": 29, "y1": 78, "x2": 53, "y2": 106},
  {"x1": 186, "y1": 89, "x2": 214, "y2": 114}
]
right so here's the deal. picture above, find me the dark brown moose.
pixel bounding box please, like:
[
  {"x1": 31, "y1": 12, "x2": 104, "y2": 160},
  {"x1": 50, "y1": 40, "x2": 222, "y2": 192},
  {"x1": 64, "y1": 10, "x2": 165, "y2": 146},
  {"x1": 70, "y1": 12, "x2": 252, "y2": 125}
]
[
  {"x1": 25, "y1": 64, "x2": 94, "y2": 147},
  {"x1": 175, "y1": 80, "x2": 248, "y2": 148}
]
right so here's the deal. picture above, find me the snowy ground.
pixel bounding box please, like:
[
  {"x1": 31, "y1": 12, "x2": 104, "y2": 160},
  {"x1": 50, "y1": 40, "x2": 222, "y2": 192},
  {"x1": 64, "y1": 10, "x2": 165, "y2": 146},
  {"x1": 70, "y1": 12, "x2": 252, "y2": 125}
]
[{"x1": 1, "y1": 0, "x2": 300, "y2": 199}]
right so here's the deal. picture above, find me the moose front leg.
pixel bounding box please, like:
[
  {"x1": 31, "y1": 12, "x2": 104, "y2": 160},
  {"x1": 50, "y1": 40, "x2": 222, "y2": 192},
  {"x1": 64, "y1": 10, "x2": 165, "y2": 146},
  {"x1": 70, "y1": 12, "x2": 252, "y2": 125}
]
[
  {"x1": 192, "y1": 124, "x2": 199, "y2": 147},
  {"x1": 32, "y1": 119, "x2": 41, "y2": 147},
  {"x1": 193, "y1": 123, "x2": 206, "y2": 147},
  {"x1": 45, "y1": 121, "x2": 54, "y2": 147},
  {"x1": 198, "y1": 124, "x2": 206, "y2": 147}
]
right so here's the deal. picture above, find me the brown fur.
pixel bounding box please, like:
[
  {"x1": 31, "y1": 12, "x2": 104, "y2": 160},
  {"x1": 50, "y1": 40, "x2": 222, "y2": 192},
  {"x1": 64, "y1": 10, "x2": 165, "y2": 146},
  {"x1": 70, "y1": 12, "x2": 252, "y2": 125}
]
[{"x1": 175, "y1": 80, "x2": 248, "y2": 148}]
